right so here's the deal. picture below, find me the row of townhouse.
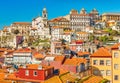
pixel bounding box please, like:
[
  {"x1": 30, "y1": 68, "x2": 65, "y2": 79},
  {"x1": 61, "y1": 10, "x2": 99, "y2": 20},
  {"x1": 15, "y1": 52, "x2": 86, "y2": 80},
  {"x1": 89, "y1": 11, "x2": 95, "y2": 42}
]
[
  {"x1": 41, "y1": 55, "x2": 90, "y2": 74},
  {"x1": 3, "y1": 47, "x2": 90, "y2": 74},
  {"x1": 4, "y1": 48, "x2": 32, "y2": 66},
  {"x1": 4, "y1": 43, "x2": 120, "y2": 83},
  {"x1": 50, "y1": 25, "x2": 90, "y2": 42},
  {"x1": 4, "y1": 47, "x2": 48, "y2": 66},
  {"x1": 3, "y1": 49, "x2": 91, "y2": 83},
  {"x1": 51, "y1": 40, "x2": 97, "y2": 55}
]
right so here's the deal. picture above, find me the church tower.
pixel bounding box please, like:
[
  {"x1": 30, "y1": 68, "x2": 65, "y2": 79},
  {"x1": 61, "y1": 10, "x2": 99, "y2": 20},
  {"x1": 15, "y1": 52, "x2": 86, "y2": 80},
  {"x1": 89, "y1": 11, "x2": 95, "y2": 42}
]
[{"x1": 42, "y1": 7, "x2": 48, "y2": 21}]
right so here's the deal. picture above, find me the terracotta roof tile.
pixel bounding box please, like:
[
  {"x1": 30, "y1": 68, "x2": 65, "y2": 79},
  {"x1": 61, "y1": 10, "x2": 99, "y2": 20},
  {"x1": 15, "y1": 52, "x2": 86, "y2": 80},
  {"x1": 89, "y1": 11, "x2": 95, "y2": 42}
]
[
  {"x1": 13, "y1": 22, "x2": 31, "y2": 25},
  {"x1": 63, "y1": 58, "x2": 87, "y2": 65},
  {"x1": 59, "y1": 69, "x2": 68, "y2": 75},
  {"x1": 5, "y1": 73, "x2": 42, "y2": 83},
  {"x1": 3, "y1": 29, "x2": 8, "y2": 32},
  {"x1": 91, "y1": 47, "x2": 111, "y2": 57},
  {"x1": 111, "y1": 43, "x2": 120, "y2": 49},
  {"x1": 76, "y1": 40, "x2": 84, "y2": 43},
  {"x1": 76, "y1": 32, "x2": 88, "y2": 34},
  {"x1": 83, "y1": 75, "x2": 103, "y2": 83},
  {"x1": 14, "y1": 48, "x2": 31, "y2": 53},
  {"x1": 49, "y1": 17, "x2": 69, "y2": 22},
  {"x1": 54, "y1": 56, "x2": 65, "y2": 61},
  {"x1": 31, "y1": 27, "x2": 37, "y2": 30},
  {"x1": 44, "y1": 76, "x2": 62, "y2": 83},
  {"x1": 52, "y1": 26, "x2": 63, "y2": 29},
  {"x1": 0, "y1": 73, "x2": 11, "y2": 83},
  {"x1": 34, "y1": 53, "x2": 45, "y2": 59},
  {"x1": 77, "y1": 51, "x2": 90, "y2": 56},
  {"x1": 19, "y1": 64, "x2": 53, "y2": 70},
  {"x1": 0, "y1": 48, "x2": 7, "y2": 51}
]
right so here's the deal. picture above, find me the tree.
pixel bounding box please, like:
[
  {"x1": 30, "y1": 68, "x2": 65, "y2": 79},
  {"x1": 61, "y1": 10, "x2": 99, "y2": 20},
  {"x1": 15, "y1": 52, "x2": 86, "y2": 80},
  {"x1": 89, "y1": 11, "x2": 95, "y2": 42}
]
[
  {"x1": 108, "y1": 36, "x2": 113, "y2": 40},
  {"x1": 89, "y1": 34, "x2": 95, "y2": 42},
  {"x1": 110, "y1": 30, "x2": 118, "y2": 36},
  {"x1": 99, "y1": 35, "x2": 108, "y2": 43}
]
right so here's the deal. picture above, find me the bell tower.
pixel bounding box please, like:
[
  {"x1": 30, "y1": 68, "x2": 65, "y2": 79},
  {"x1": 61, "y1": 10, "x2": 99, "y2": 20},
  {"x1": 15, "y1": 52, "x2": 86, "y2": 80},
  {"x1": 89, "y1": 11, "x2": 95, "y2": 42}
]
[{"x1": 42, "y1": 7, "x2": 48, "y2": 20}]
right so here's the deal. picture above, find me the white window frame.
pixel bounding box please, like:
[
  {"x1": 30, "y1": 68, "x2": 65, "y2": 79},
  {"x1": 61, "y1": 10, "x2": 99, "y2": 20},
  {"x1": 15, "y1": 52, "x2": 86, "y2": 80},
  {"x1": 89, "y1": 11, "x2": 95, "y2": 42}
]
[
  {"x1": 106, "y1": 70, "x2": 111, "y2": 76},
  {"x1": 114, "y1": 52, "x2": 119, "y2": 58},
  {"x1": 100, "y1": 70, "x2": 105, "y2": 76},
  {"x1": 106, "y1": 60, "x2": 111, "y2": 66},
  {"x1": 25, "y1": 70, "x2": 29, "y2": 76},
  {"x1": 33, "y1": 71, "x2": 38, "y2": 76},
  {"x1": 114, "y1": 64, "x2": 119, "y2": 70},
  {"x1": 93, "y1": 60, "x2": 98, "y2": 65}
]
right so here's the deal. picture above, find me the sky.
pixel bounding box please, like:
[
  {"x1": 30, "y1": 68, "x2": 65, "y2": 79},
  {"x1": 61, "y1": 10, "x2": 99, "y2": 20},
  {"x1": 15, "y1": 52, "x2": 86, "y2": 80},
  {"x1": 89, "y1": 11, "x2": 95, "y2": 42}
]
[{"x1": 0, "y1": 0, "x2": 120, "y2": 29}]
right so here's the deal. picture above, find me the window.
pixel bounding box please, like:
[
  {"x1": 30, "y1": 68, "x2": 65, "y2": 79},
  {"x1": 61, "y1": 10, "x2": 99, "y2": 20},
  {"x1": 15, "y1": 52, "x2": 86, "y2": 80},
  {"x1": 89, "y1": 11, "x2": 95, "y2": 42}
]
[
  {"x1": 100, "y1": 60, "x2": 104, "y2": 65},
  {"x1": 25, "y1": 70, "x2": 29, "y2": 76},
  {"x1": 114, "y1": 75, "x2": 119, "y2": 80},
  {"x1": 114, "y1": 52, "x2": 119, "y2": 58},
  {"x1": 45, "y1": 71, "x2": 48, "y2": 77},
  {"x1": 106, "y1": 80, "x2": 111, "y2": 83},
  {"x1": 106, "y1": 70, "x2": 111, "y2": 76},
  {"x1": 106, "y1": 60, "x2": 111, "y2": 66},
  {"x1": 93, "y1": 70, "x2": 98, "y2": 75},
  {"x1": 34, "y1": 71, "x2": 38, "y2": 76},
  {"x1": 93, "y1": 60, "x2": 98, "y2": 65},
  {"x1": 114, "y1": 64, "x2": 119, "y2": 70},
  {"x1": 100, "y1": 70, "x2": 104, "y2": 76}
]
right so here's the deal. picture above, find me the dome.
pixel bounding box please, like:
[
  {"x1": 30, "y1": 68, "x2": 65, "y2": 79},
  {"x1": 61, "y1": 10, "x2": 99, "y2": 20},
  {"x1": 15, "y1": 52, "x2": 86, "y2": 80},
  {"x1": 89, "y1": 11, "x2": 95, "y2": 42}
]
[
  {"x1": 80, "y1": 8, "x2": 87, "y2": 14},
  {"x1": 70, "y1": 9, "x2": 78, "y2": 14}
]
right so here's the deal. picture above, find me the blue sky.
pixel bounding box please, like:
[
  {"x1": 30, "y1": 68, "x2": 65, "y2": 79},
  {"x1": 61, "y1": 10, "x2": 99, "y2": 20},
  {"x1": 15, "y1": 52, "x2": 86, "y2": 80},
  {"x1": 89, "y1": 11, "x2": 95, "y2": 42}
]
[{"x1": 0, "y1": 0, "x2": 120, "y2": 29}]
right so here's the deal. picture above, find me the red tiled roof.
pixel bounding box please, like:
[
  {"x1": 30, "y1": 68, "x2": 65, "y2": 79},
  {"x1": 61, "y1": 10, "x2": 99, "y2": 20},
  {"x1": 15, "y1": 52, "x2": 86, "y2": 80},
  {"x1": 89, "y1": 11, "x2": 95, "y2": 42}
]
[
  {"x1": 111, "y1": 43, "x2": 120, "y2": 49},
  {"x1": 52, "y1": 26, "x2": 63, "y2": 29},
  {"x1": 77, "y1": 32, "x2": 88, "y2": 34},
  {"x1": 91, "y1": 47, "x2": 111, "y2": 57},
  {"x1": 83, "y1": 75, "x2": 103, "y2": 83},
  {"x1": 5, "y1": 73, "x2": 42, "y2": 83},
  {"x1": 63, "y1": 58, "x2": 87, "y2": 66},
  {"x1": 0, "y1": 48, "x2": 7, "y2": 51},
  {"x1": 76, "y1": 40, "x2": 84, "y2": 43},
  {"x1": 49, "y1": 17, "x2": 69, "y2": 22},
  {"x1": 3, "y1": 29, "x2": 8, "y2": 32},
  {"x1": 13, "y1": 22, "x2": 31, "y2": 25},
  {"x1": 31, "y1": 27, "x2": 37, "y2": 30},
  {"x1": 14, "y1": 48, "x2": 31, "y2": 53},
  {"x1": 34, "y1": 53, "x2": 45, "y2": 59},
  {"x1": 77, "y1": 51, "x2": 90, "y2": 56},
  {"x1": 19, "y1": 64, "x2": 53, "y2": 70},
  {"x1": 54, "y1": 56, "x2": 65, "y2": 62}
]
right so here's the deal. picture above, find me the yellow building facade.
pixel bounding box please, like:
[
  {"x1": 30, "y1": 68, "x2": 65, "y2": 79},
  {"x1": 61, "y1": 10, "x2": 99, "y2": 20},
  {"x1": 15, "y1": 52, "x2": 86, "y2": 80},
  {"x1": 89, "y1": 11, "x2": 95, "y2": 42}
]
[
  {"x1": 91, "y1": 47, "x2": 112, "y2": 83},
  {"x1": 112, "y1": 49, "x2": 120, "y2": 83},
  {"x1": 102, "y1": 13, "x2": 120, "y2": 21},
  {"x1": 91, "y1": 44, "x2": 120, "y2": 83}
]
